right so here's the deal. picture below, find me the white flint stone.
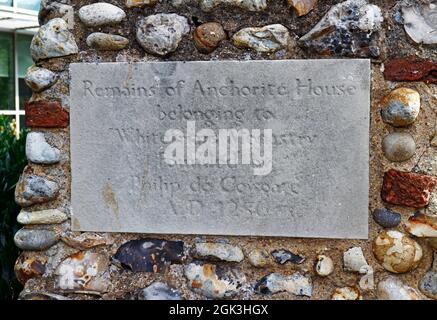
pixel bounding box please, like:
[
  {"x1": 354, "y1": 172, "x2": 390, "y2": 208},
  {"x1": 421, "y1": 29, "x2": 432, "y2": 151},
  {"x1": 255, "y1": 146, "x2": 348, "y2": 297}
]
[
  {"x1": 402, "y1": 3, "x2": 437, "y2": 45},
  {"x1": 358, "y1": 3, "x2": 384, "y2": 32},
  {"x1": 359, "y1": 265, "x2": 375, "y2": 291},
  {"x1": 343, "y1": 247, "x2": 368, "y2": 272},
  {"x1": 300, "y1": 0, "x2": 383, "y2": 42},
  {"x1": 315, "y1": 255, "x2": 334, "y2": 276},
  {"x1": 343, "y1": 247, "x2": 374, "y2": 293},
  {"x1": 232, "y1": 24, "x2": 291, "y2": 53},
  {"x1": 139, "y1": 282, "x2": 182, "y2": 300},
  {"x1": 404, "y1": 213, "x2": 437, "y2": 238},
  {"x1": 377, "y1": 276, "x2": 423, "y2": 300},
  {"x1": 55, "y1": 251, "x2": 109, "y2": 293},
  {"x1": 30, "y1": 18, "x2": 78, "y2": 62},
  {"x1": 257, "y1": 272, "x2": 312, "y2": 297},
  {"x1": 26, "y1": 132, "x2": 60, "y2": 164},
  {"x1": 25, "y1": 66, "x2": 58, "y2": 93},
  {"x1": 184, "y1": 263, "x2": 245, "y2": 299},
  {"x1": 78, "y1": 3, "x2": 126, "y2": 27},
  {"x1": 193, "y1": 242, "x2": 244, "y2": 262},
  {"x1": 136, "y1": 14, "x2": 190, "y2": 56}
]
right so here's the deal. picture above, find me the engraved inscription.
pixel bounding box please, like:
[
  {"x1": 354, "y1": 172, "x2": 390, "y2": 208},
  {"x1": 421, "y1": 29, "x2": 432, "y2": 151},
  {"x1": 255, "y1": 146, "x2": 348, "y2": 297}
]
[
  {"x1": 82, "y1": 78, "x2": 358, "y2": 98},
  {"x1": 70, "y1": 60, "x2": 370, "y2": 238}
]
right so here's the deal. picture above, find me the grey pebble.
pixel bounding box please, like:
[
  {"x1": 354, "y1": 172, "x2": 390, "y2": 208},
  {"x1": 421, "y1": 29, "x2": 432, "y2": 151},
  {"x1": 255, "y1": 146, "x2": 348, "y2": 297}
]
[
  {"x1": 382, "y1": 132, "x2": 416, "y2": 162},
  {"x1": 14, "y1": 228, "x2": 59, "y2": 250},
  {"x1": 139, "y1": 282, "x2": 182, "y2": 300},
  {"x1": 373, "y1": 208, "x2": 402, "y2": 228}
]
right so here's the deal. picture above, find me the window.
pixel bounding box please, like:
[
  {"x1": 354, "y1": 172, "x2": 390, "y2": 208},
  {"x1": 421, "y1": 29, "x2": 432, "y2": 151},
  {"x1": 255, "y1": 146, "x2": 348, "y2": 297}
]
[
  {"x1": 16, "y1": 0, "x2": 40, "y2": 11},
  {"x1": 0, "y1": 2, "x2": 38, "y2": 134},
  {"x1": 0, "y1": 33, "x2": 14, "y2": 111},
  {"x1": 17, "y1": 34, "x2": 33, "y2": 111},
  {"x1": 0, "y1": 0, "x2": 12, "y2": 7},
  {"x1": 0, "y1": 32, "x2": 34, "y2": 133},
  {"x1": 0, "y1": 0, "x2": 40, "y2": 11}
]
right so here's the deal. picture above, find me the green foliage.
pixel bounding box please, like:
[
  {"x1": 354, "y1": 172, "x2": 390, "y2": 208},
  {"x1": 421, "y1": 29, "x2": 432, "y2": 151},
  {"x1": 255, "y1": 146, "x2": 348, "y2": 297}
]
[{"x1": 0, "y1": 116, "x2": 27, "y2": 300}]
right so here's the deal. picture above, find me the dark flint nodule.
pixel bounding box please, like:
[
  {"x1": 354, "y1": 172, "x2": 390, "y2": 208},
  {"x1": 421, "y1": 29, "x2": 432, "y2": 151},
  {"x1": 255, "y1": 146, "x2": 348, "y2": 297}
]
[
  {"x1": 372, "y1": 208, "x2": 402, "y2": 228},
  {"x1": 113, "y1": 238, "x2": 184, "y2": 272},
  {"x1": 254, "y1": 274, "x2": 273, "y2": 294},
  {"x1": 271, "y1": 249, "x2": 305, "y2": 265}
]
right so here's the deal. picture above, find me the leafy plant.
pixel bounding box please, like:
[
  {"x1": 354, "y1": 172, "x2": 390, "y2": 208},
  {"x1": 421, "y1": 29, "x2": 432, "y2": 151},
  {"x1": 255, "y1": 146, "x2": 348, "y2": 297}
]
[{"x1": 0, "y1": 116, "x2": 27, "y2": 300}]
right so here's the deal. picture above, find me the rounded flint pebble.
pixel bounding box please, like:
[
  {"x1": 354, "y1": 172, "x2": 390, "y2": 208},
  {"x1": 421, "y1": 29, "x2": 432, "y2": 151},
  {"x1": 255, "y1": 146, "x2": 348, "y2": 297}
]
[{"x1": 373, "y1": 208, "x2": 402, "y2": 228}]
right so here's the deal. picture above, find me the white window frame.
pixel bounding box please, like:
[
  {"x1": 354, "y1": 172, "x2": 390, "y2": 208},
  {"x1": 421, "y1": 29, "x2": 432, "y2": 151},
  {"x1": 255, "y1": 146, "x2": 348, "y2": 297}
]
[
  {"x1": 0, "y1": 1, "x2": 40, "y2": 16},
  {"x1": 0, "y1": 2, "x2": 37, "y2": 134},
  {"x1": 0, "y1": 31, "x2": 34, "y2": 135}
]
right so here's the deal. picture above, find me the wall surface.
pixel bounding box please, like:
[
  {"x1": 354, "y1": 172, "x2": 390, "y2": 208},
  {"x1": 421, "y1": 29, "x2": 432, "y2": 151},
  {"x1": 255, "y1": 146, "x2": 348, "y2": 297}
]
[{"x1": 14, "y1": 0, "x2": 437, "y2": 300}]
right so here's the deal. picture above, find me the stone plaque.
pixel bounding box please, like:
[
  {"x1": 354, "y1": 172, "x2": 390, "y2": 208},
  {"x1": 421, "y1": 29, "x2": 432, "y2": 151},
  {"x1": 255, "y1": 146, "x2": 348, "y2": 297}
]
[{"x1": 70, "y1": 60, "x2": 370, "y2": 239}]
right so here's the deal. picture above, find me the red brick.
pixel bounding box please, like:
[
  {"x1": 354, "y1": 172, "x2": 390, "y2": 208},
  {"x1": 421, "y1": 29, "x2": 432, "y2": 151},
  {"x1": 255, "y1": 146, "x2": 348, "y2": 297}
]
[
  {"x1": 384, "y1": 56, "x2": 436, "y2": 84},
  {"x1": 381, "y1": 169, "x2": 437, "y2": 208},
  {"x1": 25, "y1": 101, "x2": 69, "y2": 128}
]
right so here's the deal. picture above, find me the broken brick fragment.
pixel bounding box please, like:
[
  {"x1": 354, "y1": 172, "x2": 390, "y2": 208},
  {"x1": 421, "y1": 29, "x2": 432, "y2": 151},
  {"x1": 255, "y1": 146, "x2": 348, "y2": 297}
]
[
  {"x1": 381, "y1": 169, "x2": 437, "y2": 208},
  {"x1": 383, "y1": 56, "x2": 436, "y2": 84},
  {"x1": 25, "y1": 100, "x2": 69, "y2": 128}
]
